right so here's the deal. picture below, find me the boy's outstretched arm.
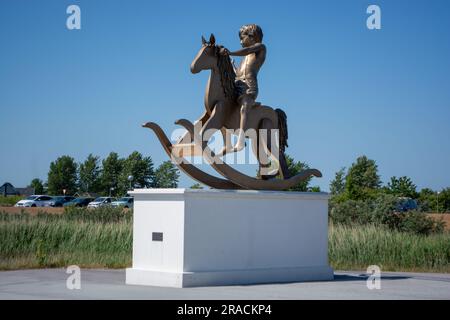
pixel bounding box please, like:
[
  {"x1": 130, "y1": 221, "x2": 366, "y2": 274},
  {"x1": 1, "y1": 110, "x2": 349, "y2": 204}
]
[{"x1": 221, "y1": 43, "x2": 265, "y2": 56}]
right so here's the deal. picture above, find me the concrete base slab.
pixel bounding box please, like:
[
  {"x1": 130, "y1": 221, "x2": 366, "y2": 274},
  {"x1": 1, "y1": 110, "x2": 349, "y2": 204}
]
[{"x1": 126, "y1": 266, "x2": 334, "y2": 288}]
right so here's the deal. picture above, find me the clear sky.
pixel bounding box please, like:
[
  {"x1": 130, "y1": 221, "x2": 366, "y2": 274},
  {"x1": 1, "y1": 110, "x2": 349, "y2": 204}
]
[{"x1": 1, "y1": 0, "x2": 449, "y2": 191}]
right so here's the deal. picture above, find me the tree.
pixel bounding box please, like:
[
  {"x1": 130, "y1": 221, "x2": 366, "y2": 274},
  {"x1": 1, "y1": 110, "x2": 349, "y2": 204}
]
[
  {"x1": 418, "y1": 188, "x2": 435, "y2": 212},
  {"x1": 417, "y1": 188, "x2": 450, "y2": 213},
  {"x1": 345, "y1": 155, "x2": 381, "y2": 200},
  {"x1": 29, "y1": 178, "x2": 44, "y2": 194},
  {"x1": 47, "y1": 156, "x2": 78, "y2": 195},
  {"x1": 283, "y1": 154, "x2": 312, "y2": 192},
  {"x1": 118, "y1": 151, "x2": 155, "y2": 194},
  {"x1": 330, "y1": 167, "x2": 346, "y2": 195},
  {"x1": 100, "y1": 152, "x2": 124, "y2": 196},
  {"x1": 154, "y1": 161, "x2": 180, "y2": 188},
  {"x1": 438, "y1": 188, "x2": 450, "y2": 213},
  {"x1": 308, "y1": 186, "x2": 321, "y2": 192},
  {"x1": 78, "y1": 154, "x2": 102, "y2": 193},
  {"x1": 386, "y1": 176, "x2": 418, "y2": 198},
  {"x1": 190, "y1": 183, "x2": 203, "y2": 189}
]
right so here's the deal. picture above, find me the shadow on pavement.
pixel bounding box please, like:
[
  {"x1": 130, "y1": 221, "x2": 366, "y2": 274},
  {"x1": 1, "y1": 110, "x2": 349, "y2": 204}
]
[{"x1": 332, "y1": 273, "x2": 410, "y2": 282}]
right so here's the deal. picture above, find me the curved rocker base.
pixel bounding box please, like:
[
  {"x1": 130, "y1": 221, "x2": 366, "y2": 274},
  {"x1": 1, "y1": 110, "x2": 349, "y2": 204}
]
[
  {"x1": 143, "y1": 121, "x2": 322, "y2": 191},
  {"x1": 143, "y1": 122, "x2": 242, "y2": 190}
]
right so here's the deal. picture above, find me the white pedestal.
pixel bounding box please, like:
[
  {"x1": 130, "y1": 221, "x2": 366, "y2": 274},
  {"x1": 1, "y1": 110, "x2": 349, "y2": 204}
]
[{"x1": 126, "y1": 189, "x2": 334, "y2": 288}]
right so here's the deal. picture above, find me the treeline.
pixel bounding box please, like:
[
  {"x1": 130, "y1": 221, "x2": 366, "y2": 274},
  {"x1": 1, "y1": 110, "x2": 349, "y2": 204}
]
[
  {"x1": 28, "y1": 151, "x2": 180, "y2": 197},
  {"x1": 329, "y1": 155, "x2": 450, "y2": 212},
  {"x1": 328, "y1": 155, "x2": 448, "y2": 235}
]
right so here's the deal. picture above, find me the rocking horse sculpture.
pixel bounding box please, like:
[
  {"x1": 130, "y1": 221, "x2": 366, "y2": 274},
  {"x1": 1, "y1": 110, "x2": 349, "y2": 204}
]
[{"x1": 143, "y1": 31, "x2": 322, "y2": 190}]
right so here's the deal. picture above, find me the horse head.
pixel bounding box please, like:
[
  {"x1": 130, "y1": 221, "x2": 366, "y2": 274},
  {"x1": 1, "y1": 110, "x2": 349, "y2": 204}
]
[{"x1": 190, "y1": 34, "x2": 217, "y2": 74}]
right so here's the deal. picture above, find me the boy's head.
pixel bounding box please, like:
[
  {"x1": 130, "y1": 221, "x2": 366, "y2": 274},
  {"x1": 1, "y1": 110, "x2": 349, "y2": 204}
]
[{"x1": 239, "y1": 24, "x2": 263, "y2": 47}]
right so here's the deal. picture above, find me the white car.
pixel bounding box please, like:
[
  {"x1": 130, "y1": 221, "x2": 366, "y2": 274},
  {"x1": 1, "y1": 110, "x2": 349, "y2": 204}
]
[
  {"x1": 14, "y1": 195, "x2": 54, "y2": 207},
  {"x1": 111, "y1": 197, "x2": 134, "y2": 208},
  {"x1": 87, "y1": 197, "x2": 116, "y2": 208}
]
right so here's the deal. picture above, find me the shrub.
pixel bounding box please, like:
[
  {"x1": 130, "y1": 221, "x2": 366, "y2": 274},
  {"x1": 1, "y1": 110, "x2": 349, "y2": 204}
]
[
  {"x1": 329, "y1": 194, "x2": 444, "y2": 235},
  {"x1": 329, "y1": 198, "x2": 372, "y2": 225},
  {"x1": 62, "y1": 206, "x2": 132, "y2": 223},
  {"x1": 370, "y1": 194, "x2": 402, "y2": 228},
  {"x1": 397, "y1": 211, "x2": 444, "y2": 235},
  {"x1": 0, "y1": 196, "x2": 24, "y2": 207}
]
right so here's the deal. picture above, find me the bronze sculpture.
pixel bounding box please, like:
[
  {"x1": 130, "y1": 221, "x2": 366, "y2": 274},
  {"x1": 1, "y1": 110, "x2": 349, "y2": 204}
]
[
  {"x1": 143, "y1": 25, "x2": 321, "y2": 190},
  {"x1": 220, "y1": 24, "x2": 266, "y2": 153}
]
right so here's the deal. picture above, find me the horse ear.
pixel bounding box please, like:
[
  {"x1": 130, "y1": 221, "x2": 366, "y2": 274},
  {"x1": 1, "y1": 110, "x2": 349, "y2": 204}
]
[
  {"x1": 201, "y1": 35, "x2": 207, "y2": 45},
  {"x1": 209, "y1": 34, "x2": 215, "y2": 46}
]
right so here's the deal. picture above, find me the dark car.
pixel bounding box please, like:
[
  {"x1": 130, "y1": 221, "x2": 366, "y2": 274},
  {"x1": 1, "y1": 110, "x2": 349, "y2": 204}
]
[
  {"x1": 49, "y1": 196, "x2": 76, "y2": 207},
  {"x1": 396, "y1": 197, "x2": 418, "y2": 212},
  {"x1": 63, "y1": 197, "x2": 95, "y2": 207}
]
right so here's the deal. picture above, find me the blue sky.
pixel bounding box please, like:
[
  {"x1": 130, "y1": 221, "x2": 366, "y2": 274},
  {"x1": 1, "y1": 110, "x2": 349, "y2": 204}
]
[{"x1": 1, "y1": 0, "x2": 449, "y2": 191}]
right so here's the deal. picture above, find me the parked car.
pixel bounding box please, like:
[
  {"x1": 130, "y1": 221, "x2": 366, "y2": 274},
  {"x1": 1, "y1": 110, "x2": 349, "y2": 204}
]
[
  {"x1": 64, "y1": 197, "x2": 95, "y2": 207},
  {"x1": 49, "y1": 196, "x2": 76, "y2": 207},
  {"x1": 87, "y1": 197, "x2": 116, "y2": 208},
  {"x1": 111, "y1": 197, "x2": 134, "y2": 208},
  {"x1": 396, "y1": 197, "x2": 418, "y2": 212},
  {"x1": 14, "y1": 195, "x2": 54, "y2": 207}
]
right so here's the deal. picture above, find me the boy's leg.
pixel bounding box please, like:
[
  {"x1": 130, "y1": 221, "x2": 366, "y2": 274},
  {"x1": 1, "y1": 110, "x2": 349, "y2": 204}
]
[{"x1": 233, "y1": 95, "x2": 254, "y2": 152}]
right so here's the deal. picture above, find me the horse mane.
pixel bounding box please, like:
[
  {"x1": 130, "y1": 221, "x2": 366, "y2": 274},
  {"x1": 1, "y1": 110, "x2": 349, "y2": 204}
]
[{"x1": 214, "y1": 46, "x2": 237, "y2": 101}]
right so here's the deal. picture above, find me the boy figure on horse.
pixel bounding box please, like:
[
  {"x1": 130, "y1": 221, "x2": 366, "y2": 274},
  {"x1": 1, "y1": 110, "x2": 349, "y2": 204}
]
[{"x1": 220, "y1": 24, "x2": 266, "y2": 152}]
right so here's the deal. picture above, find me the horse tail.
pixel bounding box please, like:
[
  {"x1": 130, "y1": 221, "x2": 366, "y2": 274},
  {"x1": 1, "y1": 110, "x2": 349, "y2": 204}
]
[{"x1": 275, "y1": 108, "x2": 288, "y2": 153}]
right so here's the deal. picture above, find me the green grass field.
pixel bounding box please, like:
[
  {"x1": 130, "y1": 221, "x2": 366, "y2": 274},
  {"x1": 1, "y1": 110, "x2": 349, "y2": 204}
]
[
  {"x1": 0, "y1": 209, "x2": 449, "y2": 272},
  {"x1": 329, "y1": 223, "x2": 450, "y2": 273},
  {"x1": 0, "y1": 208, "x2": 132, "y2": 270}
]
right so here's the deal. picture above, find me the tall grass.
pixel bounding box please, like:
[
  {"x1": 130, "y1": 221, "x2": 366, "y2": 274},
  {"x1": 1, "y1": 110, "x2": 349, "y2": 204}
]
[
  {"x1": 0, "y1": 208, "x2": 132, "y2": 270},
  {"x1": 329, "y1": 223, "x2": 450, "y2": 272},
  {"x1": 0, "y1": 209, "x2": 449, "y2": 272}
]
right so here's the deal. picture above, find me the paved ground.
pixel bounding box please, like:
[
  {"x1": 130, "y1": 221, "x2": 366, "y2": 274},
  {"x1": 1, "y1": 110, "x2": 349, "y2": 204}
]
[{"x1": 0, "y1": 269, "x2": 449, "y2": 300}]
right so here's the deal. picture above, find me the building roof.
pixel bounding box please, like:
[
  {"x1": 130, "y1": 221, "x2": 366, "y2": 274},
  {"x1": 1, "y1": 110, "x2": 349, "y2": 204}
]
[{"x1": 0, "y1": 183, "x2": 35, "y2": 196}]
